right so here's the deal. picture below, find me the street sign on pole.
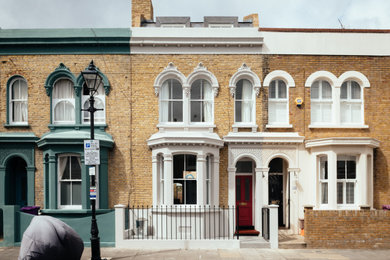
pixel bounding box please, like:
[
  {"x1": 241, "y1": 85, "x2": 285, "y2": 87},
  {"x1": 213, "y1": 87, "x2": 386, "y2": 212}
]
[{"x1": 84, "y1": 140, "x2": 100, "y2": 165}]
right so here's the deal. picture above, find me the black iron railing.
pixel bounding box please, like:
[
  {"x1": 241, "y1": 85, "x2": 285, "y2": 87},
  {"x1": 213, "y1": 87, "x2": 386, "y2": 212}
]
[
  {"x1": 127, "y1": 205, "x2": 237, "y2": 240},
  {"x1": 262, "y1": 207, "x2": 270, "y2": 241}
]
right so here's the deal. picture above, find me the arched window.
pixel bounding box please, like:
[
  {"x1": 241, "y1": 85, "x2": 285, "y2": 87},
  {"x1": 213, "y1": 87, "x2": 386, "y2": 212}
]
[
  {"x1": 52, "y1": 79, "x2": 75, "y2": 124},
  {"x1": 340, "y1": 81, "x2": 362, "y2": 124},
  {"x1": 190, "y1": 79, "x2": 213, "y2": 122},
  {"x1": 235, "y1": 79, "x2": 254, "y2": 123},
  {"x1": 269, "y1": 79, "x2": 288, "y2": 125},
  {"x1": 82, "y1": 83, "x2": 105, "y2": 124},
  {"x1": 9, "y1": 77, "x2": 28, "y2": 125},
  {"x1": 311, "y1": 80, "x2": 332, "y2": 124},
  {"x1": 160, "y1": 79, "x2": 183, "y2": 122}
]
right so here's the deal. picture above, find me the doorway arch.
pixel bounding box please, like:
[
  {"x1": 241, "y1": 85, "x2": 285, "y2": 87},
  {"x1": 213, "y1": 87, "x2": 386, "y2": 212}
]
[
  {"x1": 268, "y1": 157, "x2": 290, "y2": 227},
  {"x1": 5, "y1": 156, "x2": 28, "y2": 206}
]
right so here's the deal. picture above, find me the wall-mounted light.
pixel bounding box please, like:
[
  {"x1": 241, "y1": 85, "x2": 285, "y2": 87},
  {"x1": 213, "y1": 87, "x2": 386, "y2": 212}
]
[{"x1": 295, "y1": 97, "x2": 303, "y2": 108}]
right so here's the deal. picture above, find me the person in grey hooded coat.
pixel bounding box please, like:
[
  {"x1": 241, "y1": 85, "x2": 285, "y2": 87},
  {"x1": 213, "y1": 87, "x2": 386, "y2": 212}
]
[{"x1": 18, "y1": 215, "x2": 84, "y2": 260}]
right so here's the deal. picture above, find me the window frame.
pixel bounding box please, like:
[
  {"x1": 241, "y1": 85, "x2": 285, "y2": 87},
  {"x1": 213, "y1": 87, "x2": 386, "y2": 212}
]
[
  {"x1": 8, "y1": 76, "x2": 28, "y2": 126},
  {"x1": 82, "y1": 82, "x2": 106, "y2": 125},
  {"x1": 268, "y1": 79, "x2": 289, "y2": 126},
  {"x1": 159, "y1": 78, "x2": 184, "y2": 123},
  {"x1": 310, "y1": 80, "x2": 333, "y2": 125},
  {"x1": 173, "y1": 154, "x2": 197, "y2": 205},
  {"x1": 52, "y1": 78, "x2": 76, "y2": 125},
  {"x1": 234, "y1": 79, "x2": 255, "y2": 125},
  {"x1": 190, "y1": 79, "x2": 214, "y2": 124},
  {"x1": 319, "y1": 156, "x2": 329, "y2": 205},
  {"x1": 336, "y1": 155, "x2": 357, "y2": 206},
  {"x1": 340, "y1": 81, "x2": 363, "y2": 125},
  {"x1": 57, "y1": 154, "x2": 82, "y2": 210}
]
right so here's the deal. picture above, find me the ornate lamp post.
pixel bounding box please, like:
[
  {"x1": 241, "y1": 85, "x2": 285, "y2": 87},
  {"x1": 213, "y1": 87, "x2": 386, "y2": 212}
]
[{"x1": 81, "y1": 60, "x2": 103, "y2": 260}]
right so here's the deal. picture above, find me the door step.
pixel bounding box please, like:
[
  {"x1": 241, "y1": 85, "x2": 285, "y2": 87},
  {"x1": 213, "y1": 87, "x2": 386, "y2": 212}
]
[
  {"x1": 240, "y1": 236, "x2": 270, "y2": 248},
  {"x1": 235, "y1": 229, "x2": 260, "y2": 236}
]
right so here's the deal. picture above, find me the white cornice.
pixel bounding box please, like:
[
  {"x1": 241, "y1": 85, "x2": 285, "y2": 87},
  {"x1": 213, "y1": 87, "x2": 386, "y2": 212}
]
[
  {"x1": 147, "y1": 131, "x2": 224, "y2": 149},
  {"x1": 305, "y1": 137, "x2": 380, "y2": 148},
  {"x1": 223, "y1": 132, "x2": 304, "y2": 144},
  {"x1": 130, "y1": 28, "x2": 263, "y2": 54}
]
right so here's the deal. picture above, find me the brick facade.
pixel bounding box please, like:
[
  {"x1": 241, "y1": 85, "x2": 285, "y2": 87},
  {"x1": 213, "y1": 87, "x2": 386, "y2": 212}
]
[{"x1": 304, "y1": 207, "x2": 390, "y2": 248}]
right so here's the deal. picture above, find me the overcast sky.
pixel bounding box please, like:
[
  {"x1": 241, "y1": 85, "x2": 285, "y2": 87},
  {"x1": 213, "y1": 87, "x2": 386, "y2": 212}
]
[{"x1": 0, "y1": 0, "x2": 389, "y2": 29}]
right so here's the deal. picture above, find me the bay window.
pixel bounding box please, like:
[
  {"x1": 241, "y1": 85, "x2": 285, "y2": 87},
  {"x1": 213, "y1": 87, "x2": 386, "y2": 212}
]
[
  {"x1": 337, "y1": 155, "x2": 356, "y2": 205},
  {"x1": 58, "y1": 154, "x2": 82, "y2": 209},
  {"x1": 173, "y1": 154, "x2": 197, "y2": 204}
]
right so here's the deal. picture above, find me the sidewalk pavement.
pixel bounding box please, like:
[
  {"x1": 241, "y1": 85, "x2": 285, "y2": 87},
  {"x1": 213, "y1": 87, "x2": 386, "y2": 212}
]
[{"x1": 2, "y1": 247, "x2": 390, "y2": 260}]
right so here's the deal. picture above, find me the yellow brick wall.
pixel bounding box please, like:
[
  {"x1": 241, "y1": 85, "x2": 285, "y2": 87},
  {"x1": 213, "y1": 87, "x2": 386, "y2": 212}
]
[{"x1": 0, "y1": 54, "x2": 131, "y2": 208}]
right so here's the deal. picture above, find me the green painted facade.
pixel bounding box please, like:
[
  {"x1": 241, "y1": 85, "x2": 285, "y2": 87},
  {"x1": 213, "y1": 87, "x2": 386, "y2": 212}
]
[
  {"x1": 0, "y1": 28, "x2": 130, "y2": 55},
  {"x1": 0, "y1": 28, "x2": 124, "y2": 246}
]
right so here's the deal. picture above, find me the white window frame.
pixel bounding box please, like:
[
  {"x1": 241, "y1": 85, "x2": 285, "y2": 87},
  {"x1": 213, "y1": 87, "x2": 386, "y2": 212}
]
[
  {"x1": 58, "y1": 154, "x2": 82, "y2": 210},
  {"x1": 154, "y1": 63, "x2": 219, "y2": 129},
  {"x1": 173, "y1": 154, "x2": 197, "y2": 205},
  {"x1": 340, "y1": 81, "x2": 363, "y2": 125},
  {"x1": 319, "y1": 156, "x2": 328, "y2": 205},
  {"x1": 52, "y1": 78, "x2": 75, "y2": 125},
  {"x1": 234, "y1": 79, "x2": 255, "y2": 125},
  {"x1": 310, "y1": 80, "x2": 333, "y2": 125},
  {"x1": 268, "y1": 80, "x2": 289, "y2": 126},
  {"x1": 229, "y1": 64, "x2": 261, "y2": 131},
  {"x1": 82, "y1": 82, "x2": 106, "y2": 124},
  {"x1": 336, "y1": 155, "x2": 357, "y2": 206},
  {"x1": 306, "y1": 71, "x2": 370, "y2": 128},
  {"x1": 9, "y1": 77, "x2": 28, "y2": 125},
  {"x1": 190, "y1": 79, "x2": 214, "y2": 124},
  {"x1": 160, "y1": 78, "x2": 184, "y2": 123},
  {"x1": 263, "y1": 70, "x2": 295, "y2": 128}
]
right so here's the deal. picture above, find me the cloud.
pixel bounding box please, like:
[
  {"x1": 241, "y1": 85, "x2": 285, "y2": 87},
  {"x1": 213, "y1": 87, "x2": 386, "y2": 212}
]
[{"x1": 342, "y1": 0, "x2": 390, "y2": 28}]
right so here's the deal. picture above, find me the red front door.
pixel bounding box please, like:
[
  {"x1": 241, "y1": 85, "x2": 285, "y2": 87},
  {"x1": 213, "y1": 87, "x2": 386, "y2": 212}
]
[{"x1": 236, "y1": 175, "x2": 253, "y2": 227}]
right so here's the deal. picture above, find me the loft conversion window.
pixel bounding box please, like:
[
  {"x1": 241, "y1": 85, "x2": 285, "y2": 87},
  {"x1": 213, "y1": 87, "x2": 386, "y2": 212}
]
[{"x1": 8, "y1": 76, "x2": 28, "y2": 125}]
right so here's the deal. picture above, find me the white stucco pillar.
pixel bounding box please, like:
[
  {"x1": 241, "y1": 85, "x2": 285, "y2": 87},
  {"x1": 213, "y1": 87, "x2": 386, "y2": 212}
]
[
  {"x1": 333, "y1": 86, "x2": 341, "y2": 125},
  {"x1": 164, "y1": 154, "x2": 173, "y2": 205},
  {"x1": 197, "y1": 154, "x2": 207, "y2": 205},
  {"x1": 228, "y1": 167, "x2": 236, "y2": 206},
  {"x1": 254, "y1": 168, "x2": 263, "y2": 233},
  {"x1": 152, "y1": 155, "x2": 158, "y2": 206},
  {"x1": 268, "y1": 205, "x2": 279, "y2": 249},
  {"x1": 288, "y1": 168, "x2": 300, "y2": 234},
  {"x1": 212, "y1": 156, "x2": 220, "y2": 206},
  {"x1": 328, "y1": 151, "x2": 337, "y2": 209},
  {"x1": 260, "y1": 168, "x2": 269, "y2": 206},
  {"x1": 359, "y1": 153, "x2": 368, "y2": 206}
]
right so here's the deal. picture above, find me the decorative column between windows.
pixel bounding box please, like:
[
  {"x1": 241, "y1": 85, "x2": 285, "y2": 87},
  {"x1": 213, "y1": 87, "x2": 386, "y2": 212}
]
[
  {"x1": 163, "y1": 154, "x2": 173, "y2": 205},
  {"x1": 152, "y1": 155, "x2": 159, "y2": 206},
  {"x1": 227, "y1": 167, "x2": 236, "y2": 206},
  {"x1": 328, "y1": 151, "x2": 337, "y2": 209},
  {"x1": 254, "y1": 167, "x2": 264, "y2": 233},
  {"x1": 197, "y1": 154, "x2": 207, "y2": 205},
  {"x1": 48, "y1": 154, "x2": 57, "y2": 209},
  {"x1": 0, "y1": 166, "x2": 5, "y2": 205},
  {"x1": 212, "y1": 156, "x2": 220, "y2": 206}
]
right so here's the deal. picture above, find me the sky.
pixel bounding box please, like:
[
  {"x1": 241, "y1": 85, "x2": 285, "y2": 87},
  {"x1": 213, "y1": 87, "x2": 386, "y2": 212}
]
[{"x1": 0, "y1": 0, "x2": 389, "y2": 29}]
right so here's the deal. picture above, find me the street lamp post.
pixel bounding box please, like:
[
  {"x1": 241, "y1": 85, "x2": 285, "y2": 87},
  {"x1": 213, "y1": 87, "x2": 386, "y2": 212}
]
[{"x1": 81, "y1": 60, "x2": 103, "y2": 260}]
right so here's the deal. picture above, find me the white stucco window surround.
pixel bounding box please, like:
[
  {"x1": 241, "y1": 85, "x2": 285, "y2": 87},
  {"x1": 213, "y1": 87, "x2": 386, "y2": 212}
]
[
  {"x1": 263, "y1": 70, "x2": 295, "y2": 128},
  {"x1": 148, "y1": 131, "x2": 223, "y2": 206},
  {"x1": 229, "y1": 64, "x2": 261, "y2": 132},
  {"x1": 305, "y1": 71, "x2": 370, "y2": 128},
  {"x1": 305, "y1": 137, "x2": 379, "y2": 210},
  {"x1": 154, "y1": 63, "x2": 219, "y2": 130}
]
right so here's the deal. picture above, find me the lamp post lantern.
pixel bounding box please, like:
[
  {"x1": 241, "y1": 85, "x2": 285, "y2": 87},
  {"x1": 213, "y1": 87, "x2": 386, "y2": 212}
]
[{"x1": 81, "y1": 60, "x2": 103, "y2": 260}]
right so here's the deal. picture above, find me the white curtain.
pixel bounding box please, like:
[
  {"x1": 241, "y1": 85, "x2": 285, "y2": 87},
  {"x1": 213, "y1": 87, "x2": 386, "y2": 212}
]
[
  {"x1": 55, "y1": 101, "x2": 75, "y2": 122},
  {"x1": 203, "y1": 82, "x2": 212, "y2": 122},
  {"x1": 59, "y1": 156, "x2": 68, "y2": 179},
  {"x1": 11, "y1": 79, "x2": 28, "y2": 123},
  {"x1": 160, "y1": 82, "x2": 169, "y2": 122},
  {"x1": 53, "y1": 79, "x2": 74, "y2": 99},
  {"x1": 241, "y1": 80, "x2": 252, "y2": 122}
]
